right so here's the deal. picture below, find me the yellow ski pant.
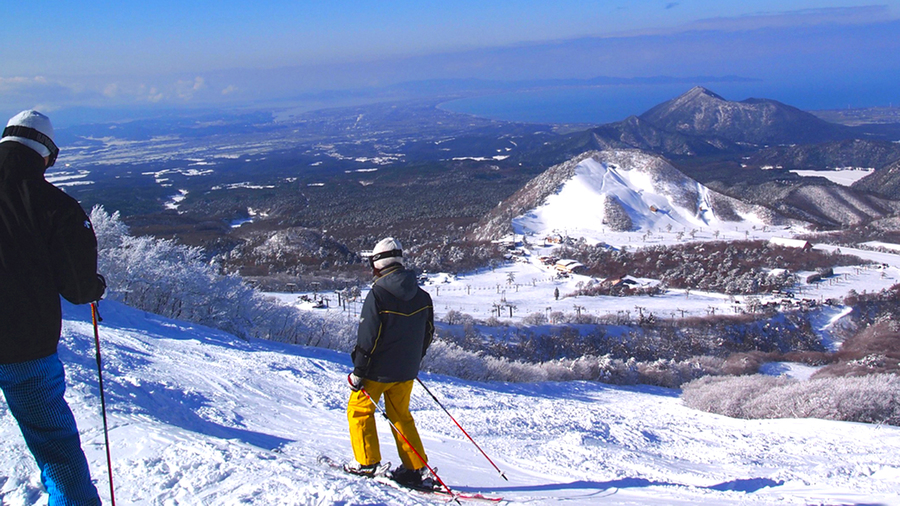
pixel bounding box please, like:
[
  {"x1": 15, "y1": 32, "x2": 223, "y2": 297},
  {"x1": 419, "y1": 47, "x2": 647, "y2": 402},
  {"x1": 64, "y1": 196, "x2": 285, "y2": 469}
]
[{"x1": 347, "y1": 378, "x2": 428, "y2": 470}]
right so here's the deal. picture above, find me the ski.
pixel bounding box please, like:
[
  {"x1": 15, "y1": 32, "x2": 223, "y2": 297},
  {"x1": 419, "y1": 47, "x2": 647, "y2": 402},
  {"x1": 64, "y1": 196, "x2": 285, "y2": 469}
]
[
  {"x1": 319, "y1": 455, "x2": 503, "y2": 503},
  {"x1": 374, "y1": 476, "x2": 504, "y2": 503}
]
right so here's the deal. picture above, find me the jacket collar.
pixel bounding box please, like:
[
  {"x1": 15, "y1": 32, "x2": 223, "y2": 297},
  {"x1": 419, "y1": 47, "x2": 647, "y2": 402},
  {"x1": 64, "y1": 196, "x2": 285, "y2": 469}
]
[
  {"x1": 0, "y1": 142, "x2": 47, "y2": 181},
  {"x1": 375, "y1": 263, "x2": 403, "y2": 280}
]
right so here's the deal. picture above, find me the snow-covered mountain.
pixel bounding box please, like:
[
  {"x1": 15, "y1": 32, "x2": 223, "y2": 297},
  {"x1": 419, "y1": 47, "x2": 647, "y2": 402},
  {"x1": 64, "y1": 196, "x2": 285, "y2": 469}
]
[
  {"x1": 544, "y1": 87, "x2": 867, "y2": 161},
  {"x1": 639, "y1": 86, "x2": 855, "y2": 146},
  {"x1": 473, "y1": 150, "x2": 793, "y2": 242},
  {"x1": 587, "y1": 114, "x2": 734, "y2": 156},
  {"x1": 750, "y1": 139, "x2": 900, "y2": 172},
  {"x1": 855, "y1": 156, "x2": 900, "y2": 199},
  {"x1": 1, "y1": 300, "x2": 898, "y2": 505},
  {"x1": 740, "y1": 180, "x2": 900, "y2": 228}
]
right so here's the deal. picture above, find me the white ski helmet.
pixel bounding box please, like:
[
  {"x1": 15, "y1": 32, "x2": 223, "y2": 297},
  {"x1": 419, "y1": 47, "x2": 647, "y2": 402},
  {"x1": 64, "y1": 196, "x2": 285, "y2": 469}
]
[
  {"x1": 1, "y1": 110, "x2": 59, "y2": 166},
  {"x1": 370, "y1": 237, "x2": 403, "y2": 270}
]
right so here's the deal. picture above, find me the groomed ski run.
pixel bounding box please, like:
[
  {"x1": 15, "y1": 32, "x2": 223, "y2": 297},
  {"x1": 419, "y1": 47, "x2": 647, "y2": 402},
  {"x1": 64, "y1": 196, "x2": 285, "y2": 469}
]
[{"x1": 0, "y1": 299, "x2": 898, "y2": 505}]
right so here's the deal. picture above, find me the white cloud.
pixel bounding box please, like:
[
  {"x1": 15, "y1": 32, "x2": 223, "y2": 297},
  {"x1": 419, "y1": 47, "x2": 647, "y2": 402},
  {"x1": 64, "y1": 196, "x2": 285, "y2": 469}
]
[
  {"x1": 175, "y1": 76, "x2": 206, "y2": 99},
  {"x1": 685, "y1": 5, "x2": 893, "y2": 33},
  {"x1": 0, "y1": 75, "x2": 50, "y2": 91},
  {"x1": 103, "y1": 83, "x2": 120, "y2": 98},
  {"x1": 0, "y1": 76, "x2": 85, "y2": 112},
  {"x1": 147, "y1": 86, "x2": 164, "y2": 103}
]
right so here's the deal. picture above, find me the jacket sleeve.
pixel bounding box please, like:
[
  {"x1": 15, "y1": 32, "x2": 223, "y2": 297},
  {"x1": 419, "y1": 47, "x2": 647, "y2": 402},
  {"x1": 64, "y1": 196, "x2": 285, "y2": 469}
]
[
  {"x1": 352, "y1": 289, "x2": 382, "y2": 377},
  {"x1": 422, "y1": 294, "x2": 434, "y2": 357},
  {"x1": 48, "y1": 199, "x2": 105, "y2": 304}
]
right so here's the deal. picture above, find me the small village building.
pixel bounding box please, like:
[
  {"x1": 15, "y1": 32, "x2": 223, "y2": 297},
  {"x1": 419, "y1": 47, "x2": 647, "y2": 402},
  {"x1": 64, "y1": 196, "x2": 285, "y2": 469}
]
[
  {"x1": 554, "y1": 259, "x2": 584, "y2": 274},
  {"x1": 610, "y1": 277, "x2": 639, "y2": 288},
  {"x1": 545, "y1": 233, "x2": 565, "y2": 245}
]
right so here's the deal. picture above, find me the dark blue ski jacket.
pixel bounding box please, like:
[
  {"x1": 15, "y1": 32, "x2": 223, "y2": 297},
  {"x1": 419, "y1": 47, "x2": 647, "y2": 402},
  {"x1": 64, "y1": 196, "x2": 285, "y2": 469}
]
[
  {"x1": 0, "y1": 142, "x2": 105, "y2": 364},
  {"x1": 352, "y1": 264, "x2": 434, "y2": 383}
]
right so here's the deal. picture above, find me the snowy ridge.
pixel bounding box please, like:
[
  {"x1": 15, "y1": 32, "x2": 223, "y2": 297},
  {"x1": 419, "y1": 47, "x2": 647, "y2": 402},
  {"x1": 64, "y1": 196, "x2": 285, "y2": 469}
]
[
  {"x1": 2, "y1": 300, "x2": 898, "y2": 505},
  {"x1": 510, "y1": 150, "x2": 785, "y2": 241}
]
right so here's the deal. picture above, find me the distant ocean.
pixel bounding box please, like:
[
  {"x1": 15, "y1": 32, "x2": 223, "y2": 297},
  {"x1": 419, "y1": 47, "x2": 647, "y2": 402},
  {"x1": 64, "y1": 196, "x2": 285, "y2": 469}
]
[
  {"x1": 439, "y1": 85, "x2": 692, "y2": 125},
  {"x1": 438, "y1": 83, "x2": 895, "y2": 125}
]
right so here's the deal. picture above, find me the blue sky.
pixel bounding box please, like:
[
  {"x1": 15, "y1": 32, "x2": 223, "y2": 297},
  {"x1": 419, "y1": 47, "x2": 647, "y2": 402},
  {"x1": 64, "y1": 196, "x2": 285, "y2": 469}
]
[{"x1": 2, "y1": 1, "x2": 899, "y2": 120}]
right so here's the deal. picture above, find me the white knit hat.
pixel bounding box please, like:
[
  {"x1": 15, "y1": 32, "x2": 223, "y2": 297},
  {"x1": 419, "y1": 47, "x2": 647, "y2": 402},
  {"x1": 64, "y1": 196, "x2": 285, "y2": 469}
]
[
  {"x1": 1, "y1": 110, "x2": 58, "y2": 165},
  {"x1": 370, "y1": 237, "x2": 403, "y2": 270}
]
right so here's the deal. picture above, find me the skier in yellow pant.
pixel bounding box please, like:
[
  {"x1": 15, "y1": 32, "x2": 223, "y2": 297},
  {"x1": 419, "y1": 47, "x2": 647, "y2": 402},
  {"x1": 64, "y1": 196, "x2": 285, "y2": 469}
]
[
  {"x1": 347, "y1": 379, "x2": 427, "y2": 471},
  {"x1": 345, "y1": 238, "x2": 435, "y2": 488}
]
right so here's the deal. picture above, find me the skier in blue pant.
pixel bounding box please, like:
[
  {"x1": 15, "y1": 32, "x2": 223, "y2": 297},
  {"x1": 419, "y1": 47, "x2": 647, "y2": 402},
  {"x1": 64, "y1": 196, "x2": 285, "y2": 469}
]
[{"x1": 0, "y1": 110, "x2": 107, "y2": 505}]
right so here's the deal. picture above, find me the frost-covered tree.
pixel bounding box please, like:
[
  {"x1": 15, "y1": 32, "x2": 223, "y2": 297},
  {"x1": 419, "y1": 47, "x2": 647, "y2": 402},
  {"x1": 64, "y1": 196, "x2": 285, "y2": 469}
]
[
  {"x1": 603, "y1": 196, "x2": 634, "y2": 232},
  {"x1": 682, "y1": 374, "x2": 900, "y2": 426},
  {"x1": 90, "y1": 206, "x2": 354, "y2": 349}
]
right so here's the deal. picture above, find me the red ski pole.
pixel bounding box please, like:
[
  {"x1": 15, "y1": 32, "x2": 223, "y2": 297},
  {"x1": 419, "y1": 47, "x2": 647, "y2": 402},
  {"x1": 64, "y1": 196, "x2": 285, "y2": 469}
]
[
  {"x1": 416, "y1": 377, "x2": 508, "y2": 481},
  {"x1": 356, "y1": 383, "x2": 460, "y2": 503},
  {"x1": 91, "y1": 302, "x2": 117, "y2": 506}
]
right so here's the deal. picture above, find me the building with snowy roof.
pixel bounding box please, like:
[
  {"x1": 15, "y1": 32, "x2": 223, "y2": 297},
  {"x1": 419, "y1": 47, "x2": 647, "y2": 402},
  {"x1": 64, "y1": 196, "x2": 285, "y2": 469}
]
[{"x1": 554, "y1": 259, "x2": 584, "y2": 273}]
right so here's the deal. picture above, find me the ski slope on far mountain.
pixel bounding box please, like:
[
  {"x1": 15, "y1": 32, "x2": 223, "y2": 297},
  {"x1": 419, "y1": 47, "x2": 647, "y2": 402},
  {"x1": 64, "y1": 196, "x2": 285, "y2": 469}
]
[
  {"x1": 511, "y1": 150, "x2": 788, "y2": 245},
  {"x1": 2, "y1": 300, "x2": 899, "y2": 505}
]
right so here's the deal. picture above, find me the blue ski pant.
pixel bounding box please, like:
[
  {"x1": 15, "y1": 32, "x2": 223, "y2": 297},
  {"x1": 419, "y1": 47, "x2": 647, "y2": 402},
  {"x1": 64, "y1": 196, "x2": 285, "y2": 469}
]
[{"x1": 0, "y1": 353, "x2": 101, "y2": 506}]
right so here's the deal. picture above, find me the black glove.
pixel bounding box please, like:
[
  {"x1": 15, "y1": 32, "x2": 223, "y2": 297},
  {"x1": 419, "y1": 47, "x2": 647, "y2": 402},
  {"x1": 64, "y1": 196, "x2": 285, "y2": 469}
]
[
  {"x1": 95, "y1": 273, "x2": 107, "y2": 301},
  {"x1": 348, "y1": 373, "x2": 364, "y2": 392}
]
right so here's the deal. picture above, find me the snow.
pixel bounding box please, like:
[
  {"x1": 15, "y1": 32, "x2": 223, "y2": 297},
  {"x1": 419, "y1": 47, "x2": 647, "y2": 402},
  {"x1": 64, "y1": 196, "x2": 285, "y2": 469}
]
[
  {"x1": 790, "y1": 169, "x2": 875, "y2": 187},
  {"x1": 403, "y1": 150, "x2": 899, "y2": 325},
  {"x1": 511, "y1": 154, "x2": 791, "y2": 247},
  {"x1": 3, "y1": 299, "x2": 898, "y2": 505},
  {"x1": 451, "y1": 156, "x2": 510, "y2": 161},
  {"x1": 44, "y1": 170, "x2": 93, "y2": 187},
  {"x1": 403, "y1": 246, "x2": 896, "y2": 323},
  {"x1": 758, "y1": 362, "x2": 821, "y2": 380},
  {"x1": 211, "y1": 182, "x2": 276, "y2": 191},
  {"x1": 164, "y1": 189, "x2": 189, "y2": 211},
  {"x1": 862, "y1": 241, "x2": 900, "y2": 253}
]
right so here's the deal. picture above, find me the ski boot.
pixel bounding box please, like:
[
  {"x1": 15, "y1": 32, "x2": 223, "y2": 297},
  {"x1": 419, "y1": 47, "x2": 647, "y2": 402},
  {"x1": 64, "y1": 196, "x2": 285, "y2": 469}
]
[
  {"x1": 344, "y1": 461, "x2": 383, "y2": 477},
  {"x1": 391, "y1": 464, "x2": 438, "y2": 490}
]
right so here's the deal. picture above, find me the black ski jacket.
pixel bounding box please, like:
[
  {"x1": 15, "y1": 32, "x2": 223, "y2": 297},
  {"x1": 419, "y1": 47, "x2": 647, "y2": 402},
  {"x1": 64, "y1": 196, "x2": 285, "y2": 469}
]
[
  {"x1": 0, "y1": 142, "x2": 105, "y2": 364},
  {"x1": 352, "y1": 265, "x2": 434, "y2": 383}
]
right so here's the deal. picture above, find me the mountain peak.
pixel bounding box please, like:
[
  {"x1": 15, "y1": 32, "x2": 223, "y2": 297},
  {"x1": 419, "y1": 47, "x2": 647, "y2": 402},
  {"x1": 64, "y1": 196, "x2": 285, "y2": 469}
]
[
  {"x1": 638, "y1": 87, "x2": 853, "y2": 145},
  {"x1": 682, "y1": 86, "x2": 726, "y2": 102},
  {"x1": 472, "y1": 150, "x2": 789, "y2": 241}
]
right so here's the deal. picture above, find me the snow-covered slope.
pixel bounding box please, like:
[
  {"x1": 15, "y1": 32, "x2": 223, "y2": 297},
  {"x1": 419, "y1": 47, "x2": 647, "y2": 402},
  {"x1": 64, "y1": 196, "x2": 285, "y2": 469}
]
[
  {"x1": 2, "y1": 300, "x2": 899, "y2": 505},
  {"x1": 501, "y1": 150, "x2": 788, "y2": 242}
]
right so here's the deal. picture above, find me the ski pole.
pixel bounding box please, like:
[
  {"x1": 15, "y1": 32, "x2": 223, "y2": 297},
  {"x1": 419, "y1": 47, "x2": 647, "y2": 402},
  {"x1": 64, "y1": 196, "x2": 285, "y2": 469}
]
[
  {"x1": 416, "y1": 377, "x2": 508, "y2": 481},
  {"x1": 356, "y1": 384, "x2": 459, "y2": 503},
  {"x1": 91, "y1": 302, "x2": 117, "y2": 506}
]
